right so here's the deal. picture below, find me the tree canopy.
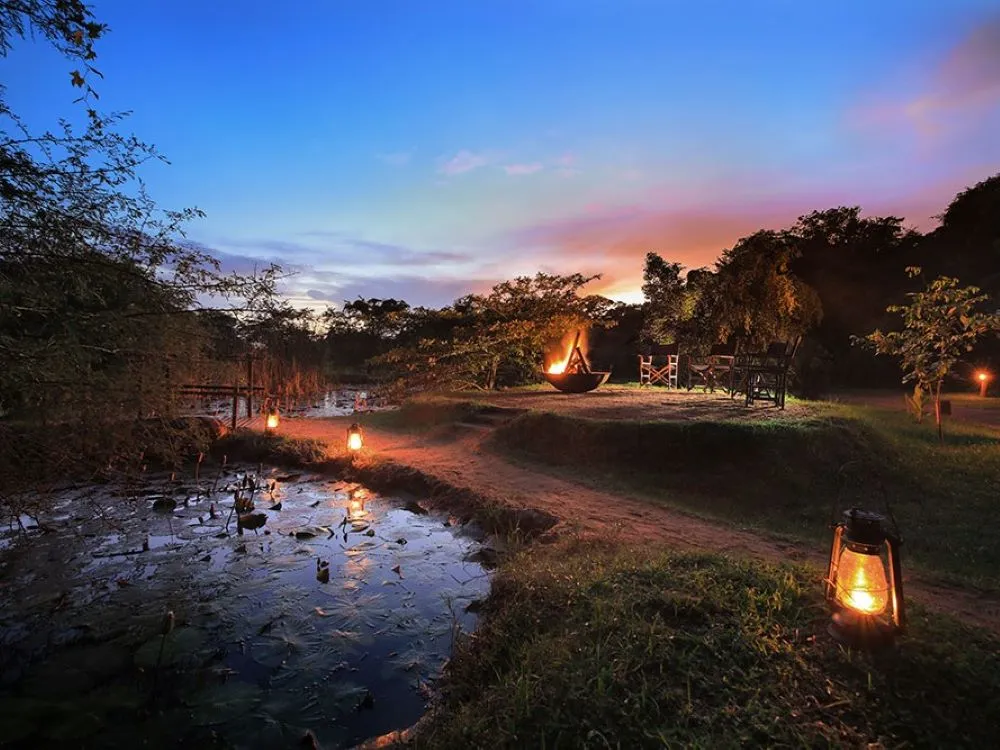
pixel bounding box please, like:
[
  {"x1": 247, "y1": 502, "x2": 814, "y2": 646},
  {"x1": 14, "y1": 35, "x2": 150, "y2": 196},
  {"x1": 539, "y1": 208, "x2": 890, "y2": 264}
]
[{"x1": 0, "y1": 1, "x2": 286, "y2": 492}]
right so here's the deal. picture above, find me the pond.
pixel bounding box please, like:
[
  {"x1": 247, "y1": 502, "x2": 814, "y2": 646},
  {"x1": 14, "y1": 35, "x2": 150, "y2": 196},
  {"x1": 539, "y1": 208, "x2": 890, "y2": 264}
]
[
  {"x1": 0, "y1": 466, "x2": 490, "y2": 748},
  {"x1": 183, "y1": 388, "x2": 393, "y2": 423}
]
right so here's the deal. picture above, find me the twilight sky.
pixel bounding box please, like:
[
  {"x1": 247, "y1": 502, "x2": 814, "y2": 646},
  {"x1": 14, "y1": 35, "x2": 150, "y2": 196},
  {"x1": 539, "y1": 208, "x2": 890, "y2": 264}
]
[{"x1": 8, "y1": 1, "x2": 1000, "y2": 308}]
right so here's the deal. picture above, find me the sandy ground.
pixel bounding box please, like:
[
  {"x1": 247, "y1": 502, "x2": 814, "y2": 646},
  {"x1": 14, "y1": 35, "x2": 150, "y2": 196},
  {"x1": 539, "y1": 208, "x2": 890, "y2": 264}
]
[
  {"x1": 451, "y1": 385, "x2": 815, "y2": 422},
  {"x1": 268, "y1": 397, "x2": 1000, "y2": 635}
]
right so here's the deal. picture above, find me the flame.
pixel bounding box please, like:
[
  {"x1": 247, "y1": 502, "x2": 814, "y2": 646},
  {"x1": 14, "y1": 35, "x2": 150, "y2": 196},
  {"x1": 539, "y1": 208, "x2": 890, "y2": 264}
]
[
  {"x1": 545, "y1": 330, "x2": 587, "y2": 375},
  {"x1": 835, "y1": 547, "x2": 890, "y2": 615},
  {"x1": 348, "y1": 431, "x2": 363, "y2": 452},
  {"x1": 977, "y1": 371, "x2": 989, "y2": 382},
  {"x1": 265, "y1": 412, "x2": 279, "y2": 430}
]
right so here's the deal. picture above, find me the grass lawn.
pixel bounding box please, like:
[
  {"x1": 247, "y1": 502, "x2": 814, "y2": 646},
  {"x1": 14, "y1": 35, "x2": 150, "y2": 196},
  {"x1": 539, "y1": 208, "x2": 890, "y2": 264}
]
[
  {"x1": 369, "y1": 393, "x2": 1000, "y2": 590},
  {"x1": 490, "y1": 403, "x2": 1000, "y2": 590},
  {"x1": 417, "y1": 538, "x2": 1000, "y2": 749}
]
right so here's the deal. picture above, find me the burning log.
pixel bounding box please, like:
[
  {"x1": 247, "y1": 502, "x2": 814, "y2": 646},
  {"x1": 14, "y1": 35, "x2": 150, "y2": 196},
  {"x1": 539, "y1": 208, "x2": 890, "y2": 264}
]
[{"x1": 543, "y1": 330, "x2": 610, "y2": 393}]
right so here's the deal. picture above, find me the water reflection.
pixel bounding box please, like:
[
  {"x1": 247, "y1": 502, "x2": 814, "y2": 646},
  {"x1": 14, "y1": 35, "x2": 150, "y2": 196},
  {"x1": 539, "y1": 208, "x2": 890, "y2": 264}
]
[{"x1": 0, "y1": 466, "x2": 490, "y2": 749}]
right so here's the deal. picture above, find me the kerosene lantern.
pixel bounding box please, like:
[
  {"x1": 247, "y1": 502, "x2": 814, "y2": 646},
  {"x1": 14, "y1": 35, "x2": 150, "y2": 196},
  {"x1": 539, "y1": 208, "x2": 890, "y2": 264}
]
[
  {"x1": 347, "y1": 423, "x2": 363, "y2": 453},
  {"x1": 825, "y1": 508, "x2": 906, "y2": 649}
]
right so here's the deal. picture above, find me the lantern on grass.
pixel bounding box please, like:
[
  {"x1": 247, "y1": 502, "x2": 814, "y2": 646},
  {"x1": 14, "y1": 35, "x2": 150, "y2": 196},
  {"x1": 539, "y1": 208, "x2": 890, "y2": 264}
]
[
  {"x1": 825, "y1": 508, "x2": 906, "y2": 649},
  {"x1": 347, "y1": 423, "x2": 363, "y2": 453},
  {"x1": 265, "y1": 409, "x2": 280, "y2": 433}
]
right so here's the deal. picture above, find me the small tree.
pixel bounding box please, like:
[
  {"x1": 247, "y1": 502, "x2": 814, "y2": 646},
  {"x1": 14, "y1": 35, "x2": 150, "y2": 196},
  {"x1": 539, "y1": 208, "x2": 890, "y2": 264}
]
[{"x1": 862, "y1": 267, "x2": 1000, "y2": 438}]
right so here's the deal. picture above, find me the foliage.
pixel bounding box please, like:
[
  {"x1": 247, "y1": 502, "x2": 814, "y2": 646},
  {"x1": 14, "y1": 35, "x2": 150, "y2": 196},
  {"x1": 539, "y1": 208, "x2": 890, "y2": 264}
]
[
  {"x1": 789, "y1": 207, "x2": 921, "y2": 387},
  {"x1": 707, "y1": 230, "x2": 823, "y2": 349},
  {"x1": 643, "y1": 231, "x2": 822, "y2": 354},
  {"x1": 421, "y1": 539, "x2": 1000, "y2": 748},
  {"x1": 373, "y1": 273, "x2": 616, "y2": 393},
  {"x1": 0, "y1": 2, "x2": 283, "y2": 494},
  {"x1": 861, "y1": 268, "x2": 1000, "y2": 433},
  {"x1": 640, "y1": 253, "x2": 693, "y2": 345},
  {"x1": 322, "y1": 297, "x2": 413, "y2": 370}
]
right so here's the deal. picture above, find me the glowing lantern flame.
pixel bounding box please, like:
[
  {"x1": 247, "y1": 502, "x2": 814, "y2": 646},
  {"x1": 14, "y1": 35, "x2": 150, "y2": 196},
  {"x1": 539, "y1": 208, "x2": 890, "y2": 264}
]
[
  {"x1": 347, "y1": 423, "x2": 363, "y2": 452},
  {"x1": 265, "y1": 412, "x2": 280, "y2": 431},
  {"x1": 977, "y1": 371, "x2": 989, "y2": 382},
  {"x1": 835, "y1": 547, "x2": 890, "y2": 615}
]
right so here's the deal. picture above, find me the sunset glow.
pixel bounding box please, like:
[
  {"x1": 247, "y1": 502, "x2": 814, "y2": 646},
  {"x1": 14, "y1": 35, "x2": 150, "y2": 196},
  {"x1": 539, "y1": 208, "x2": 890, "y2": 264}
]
[{"x1": 8, "y1": 3, "x2": 998, "y2": 308}]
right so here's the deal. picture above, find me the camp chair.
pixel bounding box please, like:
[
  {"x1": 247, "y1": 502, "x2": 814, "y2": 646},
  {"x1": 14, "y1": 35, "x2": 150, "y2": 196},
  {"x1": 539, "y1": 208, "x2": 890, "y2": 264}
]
[
  {"x1": 638, "y1": 343, "x2": 679, "y2": 388},
  {"x1": 734, "y1": 338, "x2": 800, "y2": 408},
  {"x1": 687, "y1": 343, "x2": 737, "y2": 393}
]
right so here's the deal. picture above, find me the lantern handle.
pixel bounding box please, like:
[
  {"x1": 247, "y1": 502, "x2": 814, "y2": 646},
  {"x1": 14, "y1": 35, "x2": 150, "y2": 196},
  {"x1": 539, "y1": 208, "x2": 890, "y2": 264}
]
[
  {"x1": 830, "y1": 460, "x2": 864, "y2": 528},
  {"x1": 875, "y1": 477, "x2": 903, "y2": 543},
  {"x1": 831, "y1": 461, "x2": 903, "y2": 542}
]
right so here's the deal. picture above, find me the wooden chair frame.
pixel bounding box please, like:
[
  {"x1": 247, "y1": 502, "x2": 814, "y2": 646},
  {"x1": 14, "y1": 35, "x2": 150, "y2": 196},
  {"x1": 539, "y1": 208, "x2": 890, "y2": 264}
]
[
  {"x1": 638, "y1": 344, "x2": 679, "y2": 388},
  {"x1": 687, "y1": 343, "x2": 737, "y2": 393},
  {"x1": 731, "y1": 338, "x2": 800, "y2": 409}
]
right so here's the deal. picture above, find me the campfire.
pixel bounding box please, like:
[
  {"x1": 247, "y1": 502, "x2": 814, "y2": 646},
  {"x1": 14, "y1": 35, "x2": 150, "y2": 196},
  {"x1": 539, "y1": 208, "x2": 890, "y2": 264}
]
[{"x1": 543, "y1": 330, "x2": 610, "y2": 393}]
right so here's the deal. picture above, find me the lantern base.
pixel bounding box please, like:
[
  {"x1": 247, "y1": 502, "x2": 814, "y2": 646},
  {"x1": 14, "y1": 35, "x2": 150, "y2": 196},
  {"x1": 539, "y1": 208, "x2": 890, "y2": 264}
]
[{"x1": 828, "y1": 610, "x2": 896, "y2": 650}]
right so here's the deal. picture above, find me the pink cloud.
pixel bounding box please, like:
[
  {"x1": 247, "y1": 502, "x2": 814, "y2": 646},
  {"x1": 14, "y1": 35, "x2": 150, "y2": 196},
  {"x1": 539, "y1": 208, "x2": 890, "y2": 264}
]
[
  {"x1": 439, "y1": 150, "x2": 491, "y2": 176},
  {"x1": 851, "y1": 15, "x2": 1000, "y2": 139},
  {"x1": 503, "y1": 163, "x2": 543, "y2": 176}
]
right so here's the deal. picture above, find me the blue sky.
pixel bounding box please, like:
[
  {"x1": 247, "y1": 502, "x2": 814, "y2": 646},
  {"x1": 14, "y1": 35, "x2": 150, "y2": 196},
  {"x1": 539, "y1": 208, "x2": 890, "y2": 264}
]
[{"x1": 7, "y1": 0, "x2": 1000, "y2": 307}]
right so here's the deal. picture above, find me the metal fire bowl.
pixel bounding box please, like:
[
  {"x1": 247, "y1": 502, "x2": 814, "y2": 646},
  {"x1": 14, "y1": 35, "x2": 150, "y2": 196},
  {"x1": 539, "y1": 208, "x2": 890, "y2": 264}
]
[{"x1": 543, "y1": 371, "x2": 611, "y2": 393}]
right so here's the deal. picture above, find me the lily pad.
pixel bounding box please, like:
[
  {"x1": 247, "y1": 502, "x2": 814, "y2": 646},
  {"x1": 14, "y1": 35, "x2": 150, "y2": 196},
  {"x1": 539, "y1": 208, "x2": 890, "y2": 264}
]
[
  {"x1": 0, "y1": 698, "x2": 49, "y2": 743},
  {"x1": 40, "y1": 707, "x2": 104, "y2": 741},
  {"x1": 186, "y1": 681, "x2": 263, "y2": 726},
  {"x1": 21, "y1": 662, "x2": 95, "y2": 699},
  {"x1": 152, "y1": 497, "x2": 177, "y2": 512},
  {"x1": 134, "y1": 627, "x2": 209, "y2": 669}
]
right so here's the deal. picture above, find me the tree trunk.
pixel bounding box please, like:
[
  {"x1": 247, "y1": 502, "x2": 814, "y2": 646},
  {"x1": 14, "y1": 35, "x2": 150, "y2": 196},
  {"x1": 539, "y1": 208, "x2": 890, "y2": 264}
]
[{"x1": 487, "y1": 357, "x2": 500, "y2": 391}]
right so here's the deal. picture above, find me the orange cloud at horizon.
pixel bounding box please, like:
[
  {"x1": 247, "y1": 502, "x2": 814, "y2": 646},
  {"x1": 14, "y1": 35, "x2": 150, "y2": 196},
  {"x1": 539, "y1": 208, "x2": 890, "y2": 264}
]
[{"x1": 513, "y1": 169, "x2": 990, "y2": 304}]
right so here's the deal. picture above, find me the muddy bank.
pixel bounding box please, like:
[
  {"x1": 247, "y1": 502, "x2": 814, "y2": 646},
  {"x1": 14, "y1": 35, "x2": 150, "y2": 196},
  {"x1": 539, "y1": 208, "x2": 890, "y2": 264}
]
[{"x1": 217, "y1": 432, "x2": 559, "y2": 541}]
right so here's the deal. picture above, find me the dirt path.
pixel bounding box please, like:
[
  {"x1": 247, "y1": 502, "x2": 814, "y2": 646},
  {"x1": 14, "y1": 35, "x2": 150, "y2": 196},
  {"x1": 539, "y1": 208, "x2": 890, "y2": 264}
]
[{"x1": 276, "y1": 415, "x2": 1000, "y2": 635}]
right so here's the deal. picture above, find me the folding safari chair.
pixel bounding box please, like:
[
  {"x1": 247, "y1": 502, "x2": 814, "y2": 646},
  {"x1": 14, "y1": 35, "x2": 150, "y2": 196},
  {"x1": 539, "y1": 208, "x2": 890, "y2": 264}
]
[
  {"x1": 687, "y1": 342, "x2": 737, "y2": 393},
  {"x1": 638, "y1": 343, "x2": 679, "y2": 388}
]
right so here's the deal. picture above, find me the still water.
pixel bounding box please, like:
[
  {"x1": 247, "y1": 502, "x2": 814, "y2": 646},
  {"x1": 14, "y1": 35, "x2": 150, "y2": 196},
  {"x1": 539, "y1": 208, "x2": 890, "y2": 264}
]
[{"x1": 0, "y1": 467, "x2": 489, "y2": 748}]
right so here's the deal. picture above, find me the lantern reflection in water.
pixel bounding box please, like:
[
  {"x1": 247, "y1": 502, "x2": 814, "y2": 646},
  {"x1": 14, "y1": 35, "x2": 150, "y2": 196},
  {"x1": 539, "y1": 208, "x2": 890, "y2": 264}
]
[{"x1": 347, "y1": 488, "x2": 368, "y2": 521}]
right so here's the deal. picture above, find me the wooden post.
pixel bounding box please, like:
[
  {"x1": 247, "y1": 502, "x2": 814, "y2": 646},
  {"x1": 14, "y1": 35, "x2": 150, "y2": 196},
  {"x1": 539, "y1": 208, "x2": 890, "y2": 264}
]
[{"x1": 246, "y1": 354, "x2": 254, "y2": 418}]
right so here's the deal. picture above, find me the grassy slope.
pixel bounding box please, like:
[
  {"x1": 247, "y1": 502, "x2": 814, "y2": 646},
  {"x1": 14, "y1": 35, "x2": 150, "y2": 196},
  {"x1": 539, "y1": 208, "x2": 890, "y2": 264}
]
[
  {"x1": 489, "y1": 404, "x2": 1000, "y2": 589},
  {"x1": 418, "y1": 539, "x2": 1000, "y2": 749}
]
